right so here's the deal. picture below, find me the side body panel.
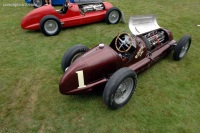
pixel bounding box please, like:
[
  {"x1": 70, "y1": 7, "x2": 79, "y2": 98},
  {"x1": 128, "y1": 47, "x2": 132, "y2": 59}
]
[
  {"x1": 125, "y1": 37, "x2": 150, "y2": 73},
  {"x1": 61, "y1": 2, "x2": 112, "y2": 27},
  {"x1": 128, "y1": 40, "x2": 176, "y2": 73},
  {"x1": 127, "y1": 28, "x2": 175, "y2": 73},
  {"x1": 21, "y1": 2, "x2": 113, "y2": 30}
]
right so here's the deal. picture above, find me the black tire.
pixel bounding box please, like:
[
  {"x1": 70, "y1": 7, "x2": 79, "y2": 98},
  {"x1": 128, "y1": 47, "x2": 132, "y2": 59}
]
[
  {"x1": 61, "y1": 44, "x2": 89, "y2": 72},
  {"x1": 140, "y1": 36, "x2": 151, "y2": 51},
  {"x1": 173, "y1": 35, "x2": 191, "y2": 61},
  {"x1": 33, "y1": 0, "x2": 44, "y2": 8},
  {"x1": 40, "y1": 15, "x2": 62, "y2": 36},
  {"x1": 103, "y1": 67, "x2": 137, "y2": 109},
  {"x1": 105, "y1": 7, "x2": 122, "y2": 24}
]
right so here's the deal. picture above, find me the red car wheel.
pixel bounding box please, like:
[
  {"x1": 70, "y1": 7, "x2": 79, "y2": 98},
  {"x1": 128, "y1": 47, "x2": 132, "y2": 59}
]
[
  {"x1": 105, "y1": 7, "x2": 122, "y2": 24},
  {"x1": 40, "y1": 15, "x2": 62, "y2": 36}
]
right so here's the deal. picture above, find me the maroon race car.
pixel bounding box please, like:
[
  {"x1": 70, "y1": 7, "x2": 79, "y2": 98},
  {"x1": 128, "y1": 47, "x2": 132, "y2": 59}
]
[
  {"x1": 21, "y1": 0, "x2": 124, "y2": 36},
  {"x1": 59, "y1": 15, "x2": 192, "y2": 109}
]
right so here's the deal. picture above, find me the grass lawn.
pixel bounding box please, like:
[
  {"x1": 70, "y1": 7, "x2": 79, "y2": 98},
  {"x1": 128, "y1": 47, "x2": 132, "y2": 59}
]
[{"x1": 0, "y1": 0, "x2": 200, "y2": 132}]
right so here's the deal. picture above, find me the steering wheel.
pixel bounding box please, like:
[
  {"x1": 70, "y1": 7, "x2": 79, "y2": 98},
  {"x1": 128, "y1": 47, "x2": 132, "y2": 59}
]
[{"x1": 115, "y1": 33, "x2": 133, "y2": 53}]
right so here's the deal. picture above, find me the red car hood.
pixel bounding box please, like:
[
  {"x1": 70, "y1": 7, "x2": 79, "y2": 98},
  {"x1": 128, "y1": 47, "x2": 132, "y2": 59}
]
[{"x1": 21, "y1": 5, "x2": 57, "y2": 30}]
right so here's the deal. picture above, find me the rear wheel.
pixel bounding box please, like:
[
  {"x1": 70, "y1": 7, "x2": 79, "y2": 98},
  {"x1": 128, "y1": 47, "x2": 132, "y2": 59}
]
[
  {"x1": 40, "y1": 15, "x2": 62, "y2": 36},
  {"x1": 103, "y1": 67, "x2": 137, "y2": 109},
  {"x1": 33, "y1": 0, "x2": 44, "y2": 8},
  {"x1": 105, "y1": 7, "x2": 122, "y2": 24},
  {"x1": 173, "y1": 35, "x2": 191, "y2": 61},
  {"x1": 61, "y1": 44, "x2": 89, "y2": 72}
]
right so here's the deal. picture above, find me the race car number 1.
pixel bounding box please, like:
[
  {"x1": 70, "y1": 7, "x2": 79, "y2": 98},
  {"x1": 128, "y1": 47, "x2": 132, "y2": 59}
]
[{"x1": 76, "y1": 70, "x2": 86, "y2": 88}]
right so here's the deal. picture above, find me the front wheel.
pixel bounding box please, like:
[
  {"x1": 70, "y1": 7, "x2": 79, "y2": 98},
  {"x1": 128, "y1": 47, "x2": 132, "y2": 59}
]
[
  {"x1": 61, "y1": 44, "x2": 89, "y2": 72},
  {"x1": 105, "y1": 7, "x2": 122, "y2": 24},
  {"x1": 40, "y1": 15, "x2": 62, "y2": 36},
  {"x1": 33, "y1": 0, "x2": 44, "y2": 8},
  {"x1": 103, "y1": 67, "x2": 137, "y2": 109},
  {"x1": 173, "y1": 35, "x2": 191, "y2": 61}
]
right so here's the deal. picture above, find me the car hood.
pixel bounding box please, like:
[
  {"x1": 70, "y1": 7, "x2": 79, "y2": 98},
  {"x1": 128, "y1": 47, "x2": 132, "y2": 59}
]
[
  {"x1": 21, "y1": 5, "x2": 57, "y2": 30},
  {"x1": 59, "y1": 44, "x2": 123, "y2": 94},
  {"x1": 129, "y1": 15, "x2": 161, "y2": 36}
]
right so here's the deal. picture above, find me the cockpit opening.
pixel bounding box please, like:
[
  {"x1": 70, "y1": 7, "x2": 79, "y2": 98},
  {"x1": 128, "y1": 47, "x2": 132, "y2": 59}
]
[{"x1": 110, "y1": 33, "x2": 137, "y2": 62}]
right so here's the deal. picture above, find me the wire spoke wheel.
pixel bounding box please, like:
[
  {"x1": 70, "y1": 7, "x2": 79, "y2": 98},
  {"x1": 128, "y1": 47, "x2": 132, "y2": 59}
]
[
  {"x1": 179, "y1": 41, "x2": 189, "y2": 58},
  {"x1": 114, "y1": 78, "x2": 133, "y2": 104},
  {"x1": 40, "y1": 15, "x2": 61, "y2": 36},
  {"x1": 108, "y1": 10, "x2": 120, "y2": 24},
  {"x1": 44, "y1": 20, "x2": 59, "y2": 35},
  {"x1": 105, "y1": 7, "x2": 121, "y2": 24},
  {"x1": 103, "y1": 67, "x2": 137, "y2": 109},
  {"x1": 173, "y1": 35, "x2": 191, "y2": 61}
]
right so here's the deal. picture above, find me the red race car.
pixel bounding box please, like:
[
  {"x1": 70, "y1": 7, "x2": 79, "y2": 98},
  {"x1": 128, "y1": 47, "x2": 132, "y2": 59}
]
[
  {"x1": 59, "y1": 15, "x2": 191, "y2": 109},
  {"x1": 21, "y1": 0, "x2": 124, "y2": 36}
]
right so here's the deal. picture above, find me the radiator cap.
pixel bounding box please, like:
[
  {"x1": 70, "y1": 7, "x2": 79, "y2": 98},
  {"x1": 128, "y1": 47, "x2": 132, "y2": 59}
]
[{"x1": 99, "y1": 44, "x2": 104, "y2": 49}]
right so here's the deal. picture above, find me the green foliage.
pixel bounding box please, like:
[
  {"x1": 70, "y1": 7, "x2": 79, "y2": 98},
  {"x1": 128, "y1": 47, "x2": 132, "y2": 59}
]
[{"x1": 0, "y1": 0, "x2": 200, "y2": 132}]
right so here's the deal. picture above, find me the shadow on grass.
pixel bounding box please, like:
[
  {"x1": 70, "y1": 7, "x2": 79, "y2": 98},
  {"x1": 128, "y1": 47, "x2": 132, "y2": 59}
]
[
  {"x1": 64, "y1": 84, "x2": 105, "y2": 103},
  {"x1": 23, "y1": 29, "x2": 41, "y2": 35}
]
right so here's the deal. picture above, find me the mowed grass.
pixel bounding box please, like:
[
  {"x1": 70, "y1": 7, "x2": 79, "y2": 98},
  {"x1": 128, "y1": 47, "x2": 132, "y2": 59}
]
[{"x1": 0, "y1": 0, "x2": 200, "y2": 132}]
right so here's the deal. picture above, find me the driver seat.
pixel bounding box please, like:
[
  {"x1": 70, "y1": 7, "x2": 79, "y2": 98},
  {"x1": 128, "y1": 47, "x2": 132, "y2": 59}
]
[
  {"x1": 60, "y1": 4, "x2": 68, "y2": 14},
  {"x1": 60, "y1": 0, "x2": 69, "y2": 14}
]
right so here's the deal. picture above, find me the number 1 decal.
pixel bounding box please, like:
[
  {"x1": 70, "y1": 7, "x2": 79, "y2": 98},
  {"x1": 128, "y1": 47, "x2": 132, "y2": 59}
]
[{"x1": 76, "y1": 70, "x2": 86, "y2": 88}]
